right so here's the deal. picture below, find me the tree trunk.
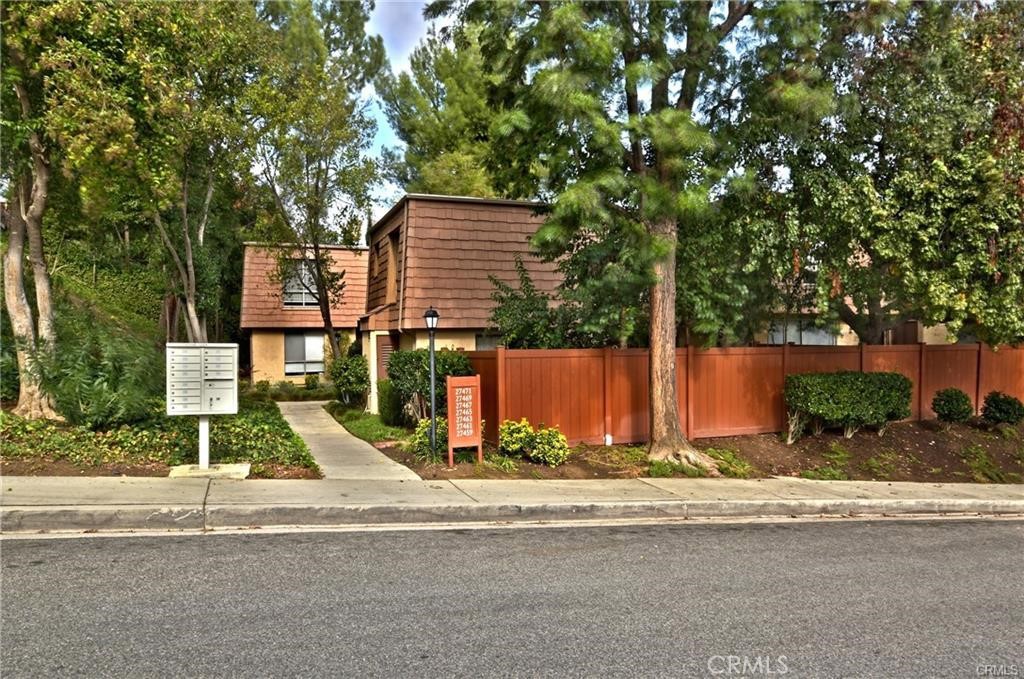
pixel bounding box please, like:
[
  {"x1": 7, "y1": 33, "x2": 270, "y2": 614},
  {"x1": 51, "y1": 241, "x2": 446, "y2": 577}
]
[
  {"x1": 20, "y1": 175, "x2": 56, "y2": 348},
  {"x1": 837, "y1": 300, "x2": 890, "y2": 345},
  {"x1": 646, "y1": 218, "x2": 718, "y2": 474},
  {"x1": 2, "y1": 200, "x2": 60, "y2": 420},
  {"x1": 320, "y1": 295, "x2": 342, "y2": 360}
]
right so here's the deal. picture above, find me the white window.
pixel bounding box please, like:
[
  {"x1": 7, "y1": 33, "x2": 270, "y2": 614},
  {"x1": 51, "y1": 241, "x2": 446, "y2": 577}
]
[
  {"x1": 283, "y1": 261, "x2": 318, "y2": 307},
  {"x1": 474, "y1": 333, "x2": 500, "y2": 350},
  {"x1": 768, "y1": 319, "x2": 837, "y2": 346},
  {"x1": 284, "y1": 331, "x2": 325, "y2": 375}
]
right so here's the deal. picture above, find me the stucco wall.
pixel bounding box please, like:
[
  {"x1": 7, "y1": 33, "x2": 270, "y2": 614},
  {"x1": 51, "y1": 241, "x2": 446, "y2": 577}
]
[
  {"x1": 251, "y1": 331, "x2": 291, "y2": 384},
  {"x1": 250, "y1": 330, "x2": 351, "y2": 385},
  {"x1": 923, "y1": 323, "x2": 955, "y2": 345},
  {"x1": 408, "y1": 330, "x2": 478, "y2": 351}
]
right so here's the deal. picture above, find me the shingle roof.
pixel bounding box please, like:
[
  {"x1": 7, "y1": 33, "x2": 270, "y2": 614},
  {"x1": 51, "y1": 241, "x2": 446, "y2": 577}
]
[
  {"x1": 240, "y1": 245, "x2": 368, "y2": 329},
  {"x1": 399, "y1": 198, "x2": 561, "y2": 330}
]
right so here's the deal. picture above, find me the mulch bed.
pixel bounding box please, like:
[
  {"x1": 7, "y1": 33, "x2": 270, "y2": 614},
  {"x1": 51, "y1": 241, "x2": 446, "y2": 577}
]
[
  {"x1": 1, "y1": 458, "x2": 171, "y2": 478},
  {"x1": 0, "y1": 457, "x2": 320, "y2": 480},
  {"x1": 696, "y1": 420, "x2": 1023, "y2": 483},
  {"x1": 376, "y1": 420, "x2": 1023, "y2": 483},
  {"x1": 375, "y1": 440, "x2": 650, "y2": 480}
]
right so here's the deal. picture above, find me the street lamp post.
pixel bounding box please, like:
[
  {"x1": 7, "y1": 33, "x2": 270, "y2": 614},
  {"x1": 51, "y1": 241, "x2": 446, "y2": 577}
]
[{"x1": 423, "y1": 306, "x2": 440, "y2": 456}]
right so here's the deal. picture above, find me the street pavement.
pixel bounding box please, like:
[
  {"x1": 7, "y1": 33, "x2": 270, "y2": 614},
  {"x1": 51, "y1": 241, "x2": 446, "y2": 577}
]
[
  {"x1": 3, "y1": 476, "x2": 1023, "y2": 532},
  {"x1": 2, "y1": 519, "x2": 1022, "y2": 677}
]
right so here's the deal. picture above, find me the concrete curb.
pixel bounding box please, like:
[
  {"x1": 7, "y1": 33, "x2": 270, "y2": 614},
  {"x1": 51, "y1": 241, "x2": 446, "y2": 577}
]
[{"x1": 4, "y1": 498, "x2": 1023, "y2": 533}]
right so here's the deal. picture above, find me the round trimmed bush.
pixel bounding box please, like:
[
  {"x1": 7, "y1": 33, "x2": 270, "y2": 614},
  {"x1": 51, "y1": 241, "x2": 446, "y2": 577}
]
[
  {"x1": 528, "y1": 427, "x2": 570, "y2": 467},
  {"x1": 498, "y1": 418, "x2": 535, "y2": 458},
  {"x1": 931, "y1": 387, "x2": 973, "y2": 423},
  {"x1": 981, "y1": 391, "x2": 1024, "y2": 426}
]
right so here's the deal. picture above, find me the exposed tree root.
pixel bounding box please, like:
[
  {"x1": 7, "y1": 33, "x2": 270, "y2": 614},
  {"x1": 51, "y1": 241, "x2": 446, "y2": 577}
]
[{"x1": 648, "y1": 435, "x2": 722, "y2": 477}]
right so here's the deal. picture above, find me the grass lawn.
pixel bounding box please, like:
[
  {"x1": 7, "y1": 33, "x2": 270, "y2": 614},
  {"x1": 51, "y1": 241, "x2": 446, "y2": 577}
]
[
  {"x1": 0, "y1": 396, "x2": 320, "y2": 479},
  {"x1": 323, "y1": 402, "x2": 411, "y2": 444}
]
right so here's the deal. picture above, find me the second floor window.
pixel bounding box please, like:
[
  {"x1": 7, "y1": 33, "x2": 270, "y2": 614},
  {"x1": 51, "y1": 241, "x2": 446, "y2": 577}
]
[{"x1": 283, "y1": 260, "x2": 318, "y2": 307}]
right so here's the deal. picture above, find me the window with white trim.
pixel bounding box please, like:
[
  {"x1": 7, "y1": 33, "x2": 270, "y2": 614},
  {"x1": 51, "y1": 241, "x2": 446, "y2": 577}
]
[
  {"x1": 283, "y1": 260, "x2": 318, "y2": 307},
  {"x1": 284, "y1": 331, "x2": 325, "y2": 375}
]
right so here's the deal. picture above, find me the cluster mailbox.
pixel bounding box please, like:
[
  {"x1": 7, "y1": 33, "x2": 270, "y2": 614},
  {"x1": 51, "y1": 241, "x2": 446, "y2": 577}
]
[
  {"x1": 166, "y1": 343, "x2": 238, "y2": 416},
  {"x1": 166, "y1": 343, "x2": 238, "y2": 470}
]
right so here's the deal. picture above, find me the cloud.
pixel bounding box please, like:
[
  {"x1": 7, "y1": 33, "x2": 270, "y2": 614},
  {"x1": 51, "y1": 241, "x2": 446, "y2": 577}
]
[{"x1": 368, "y1": 1, "x2": 428, "y2": 75}]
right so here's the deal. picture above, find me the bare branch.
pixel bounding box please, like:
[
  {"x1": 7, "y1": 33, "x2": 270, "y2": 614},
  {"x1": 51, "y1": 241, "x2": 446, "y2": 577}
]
[{"x1": 717, "y1": 1, "x2": 753, "y2": 40}]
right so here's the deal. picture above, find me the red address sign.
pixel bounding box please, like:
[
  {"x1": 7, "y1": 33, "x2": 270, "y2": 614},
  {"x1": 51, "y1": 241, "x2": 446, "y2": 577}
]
[{"x1": 446, "y1": 374, "x2": 483, "y2": 467}]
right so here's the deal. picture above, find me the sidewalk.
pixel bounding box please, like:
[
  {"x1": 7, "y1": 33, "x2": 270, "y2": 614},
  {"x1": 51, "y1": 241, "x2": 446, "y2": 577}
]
[
  {"x1": 2, "y1": 476, "x2": 1022, "y2": 533},
  {"x1": 277, "y1": 401, "x2": 419, "y2": 481}
]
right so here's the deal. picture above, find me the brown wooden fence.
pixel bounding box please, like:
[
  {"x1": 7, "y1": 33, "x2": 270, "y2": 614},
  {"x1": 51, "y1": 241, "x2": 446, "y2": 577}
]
[{"x1": 466, "y1": 344, "x2": 1024, "y2": 445}]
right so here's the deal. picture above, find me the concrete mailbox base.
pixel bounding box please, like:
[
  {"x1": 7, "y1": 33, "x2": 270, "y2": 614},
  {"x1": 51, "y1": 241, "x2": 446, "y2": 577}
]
[{"x1": 169, "y1": 463, "x2": 251, "y2": 480}]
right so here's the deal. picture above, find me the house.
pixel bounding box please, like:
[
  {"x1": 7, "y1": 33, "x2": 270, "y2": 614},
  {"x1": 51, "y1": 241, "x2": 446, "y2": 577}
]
[
  {"x1": 241, "y1": 243, "x2": 368, "y2": 384},
  {"x1": 359, "y1": 194, "x2": 560, "y2": 412}
]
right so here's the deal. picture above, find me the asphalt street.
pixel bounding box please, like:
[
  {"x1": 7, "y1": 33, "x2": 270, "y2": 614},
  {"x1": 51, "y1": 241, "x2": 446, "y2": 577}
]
[{"x1": 2, "y1": 519, "x2": 1022, "y2": 678}]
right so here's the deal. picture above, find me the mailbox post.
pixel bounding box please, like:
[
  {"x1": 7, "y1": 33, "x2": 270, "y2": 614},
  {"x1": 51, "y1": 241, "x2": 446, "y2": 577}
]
[{"x1": 166, "y1": 343, "x2": 238, "y2": 470}]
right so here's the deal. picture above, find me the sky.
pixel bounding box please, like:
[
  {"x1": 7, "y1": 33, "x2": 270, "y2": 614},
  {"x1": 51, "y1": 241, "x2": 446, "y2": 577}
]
[{"x1": 365, "y1": 2, "x2": 439, "y2": 218}]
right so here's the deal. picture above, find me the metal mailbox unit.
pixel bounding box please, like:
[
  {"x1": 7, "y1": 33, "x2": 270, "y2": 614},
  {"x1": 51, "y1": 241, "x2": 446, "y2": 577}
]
[{"x1": 166, "y1": 343, "x2": 239, "y2": 469}]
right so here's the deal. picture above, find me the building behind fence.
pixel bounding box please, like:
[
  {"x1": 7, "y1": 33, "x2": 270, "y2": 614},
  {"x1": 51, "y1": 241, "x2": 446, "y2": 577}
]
[{"x1": 465, "y1": 344, "x2": 1024, "y2": 445}]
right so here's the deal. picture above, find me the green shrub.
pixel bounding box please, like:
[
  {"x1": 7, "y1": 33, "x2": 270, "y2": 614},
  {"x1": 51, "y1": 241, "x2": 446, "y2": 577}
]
[
  {"x1": 328, "y1": 354, "x2": 370, "y2": 406},
  {"x1": 272, "y1": 380, "x2": 298, "y2": 399},
  {"x1": 409, "y1": 417, "x2": 448, "y2": 462},
  {"x1": 254, "y1": 380, "x2": 271, "y2": 394},
  {"x1": 932, "y1": 388, "x2": 974, "y2": 423},
  {"x1": 387, "y1": 349, "x2": 474, "y2": 419},
  {"x1": 0, "y1": 397, "x2": 317, "y2": 471},
  {"x1": 304, "y1": 374, "x2": 320, "y2": 390},
  {"x1": 33, "y1": 316, "x2": 163, "y2": 429},
  {"x1": 498, "y1": 418, "x2": 535, "y2": 458},
  {"x1": 528, "y1": 427, "x2": 570, "y2": 467},
  {"x1": 377, "y1": 379, "x2": 406, "y2": 426},
  {"x1": 785, "y1": 371, "x2": 912, "y2": 440},
  {"x1": 981, "y1": 391, "x2": 1024, "y2": 426}
]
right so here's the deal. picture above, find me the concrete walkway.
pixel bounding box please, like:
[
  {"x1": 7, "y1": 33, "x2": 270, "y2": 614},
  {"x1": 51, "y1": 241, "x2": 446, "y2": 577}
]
[
  {"x1": 2, "y1": 476, "x2": 1022, "y2": 532},
  {"x1": 276, "y1": 401, "x2": 420, "y2": 481}
]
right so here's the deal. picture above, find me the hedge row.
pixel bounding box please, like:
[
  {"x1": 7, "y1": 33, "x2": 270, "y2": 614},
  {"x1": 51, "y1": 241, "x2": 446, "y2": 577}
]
[{"x1": 784, "y1": 371, "x2": 912, "y2": 442}]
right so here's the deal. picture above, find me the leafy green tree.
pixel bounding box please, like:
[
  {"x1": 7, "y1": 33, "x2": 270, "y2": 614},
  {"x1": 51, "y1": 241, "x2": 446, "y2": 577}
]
[
  {"x1": 377, "y1": 24, "x2": 542, "y2": 198},
  {"x1": 768, "y1": 3, "x2": 1024, "y2": 344},
  {"x1": 1, "y1": 1, "x2": 77, "y2": 419},
  {"x1": 37, "y1": 1, "x2": 261, "y2": 343},
  {"x1": 253, "y1": 0, "x2": 383, "y2": 360},
  {"x1": 432, "y1": 1, "x2": 876, "y2": 468}
]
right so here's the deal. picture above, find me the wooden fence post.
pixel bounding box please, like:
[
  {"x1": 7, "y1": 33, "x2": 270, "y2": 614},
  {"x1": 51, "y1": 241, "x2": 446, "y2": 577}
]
[
  {"x1": 975, "y1": 343, "x2": 983, "y2": 415},
  {"x1": 782, "y1": 342, "x2": 790, "y2": 425},
  {"x1": 917, "y1": 342, "x2": 926, "y2": 421},
  {"x1": 686, "y1": 344, "x2": 695, "y2": 440},
  {"x1": 603, "y1": 347, "x2": 613, "y2": 445},
  {"x1": 496, "y1": 346, "x2": 507, "y2": 428}
]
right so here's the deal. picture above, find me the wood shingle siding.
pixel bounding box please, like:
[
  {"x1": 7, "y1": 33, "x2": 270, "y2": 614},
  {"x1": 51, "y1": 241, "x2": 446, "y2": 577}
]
[
  {"x1": 240, "y1": 245, "x2": 368, "y2": 329},
  {"x1": 365, "y1": 210, "x2": 404, "y2": 314},
  {"x1": 395, "y1": 197, "x2": 560, "y2": 330}
]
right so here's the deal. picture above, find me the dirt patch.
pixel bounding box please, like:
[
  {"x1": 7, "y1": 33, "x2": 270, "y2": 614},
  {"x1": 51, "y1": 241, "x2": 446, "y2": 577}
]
[
  {"x1": 377, "y1": 421, "x2": 1023, "y2": 483},
  {"x1": 0, "y1": 456, "x2": 320, "y2": 480},
  {"x1": 695, "y1": 420, "x2": 1023, "y2": 483},
  {"x1": 378, "y1": 443, "x2": 650, "y2": 480},
  {"x1": 1, "y1": 457, "x2": 171, "y2": 478}
]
